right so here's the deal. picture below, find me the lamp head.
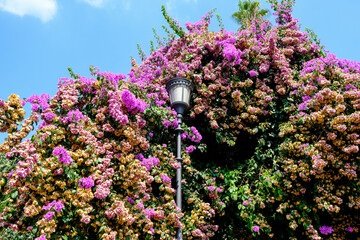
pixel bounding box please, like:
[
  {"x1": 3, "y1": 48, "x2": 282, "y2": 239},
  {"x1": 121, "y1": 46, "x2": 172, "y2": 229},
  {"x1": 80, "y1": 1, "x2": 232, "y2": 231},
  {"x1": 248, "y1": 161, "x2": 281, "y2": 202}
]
[{"x1": 166, "y1": 77, "x2": 194, "y2": 115}]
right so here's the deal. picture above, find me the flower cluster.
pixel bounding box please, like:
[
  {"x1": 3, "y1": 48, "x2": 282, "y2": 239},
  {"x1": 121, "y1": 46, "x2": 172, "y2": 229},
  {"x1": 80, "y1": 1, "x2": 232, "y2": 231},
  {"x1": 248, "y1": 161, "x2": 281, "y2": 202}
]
[
  {"x1": 52, "y1": 146, "x2": 73, "y2": 165},
  {"x1": 78, "y1": 177, "x2": 95, "y2": 189}
]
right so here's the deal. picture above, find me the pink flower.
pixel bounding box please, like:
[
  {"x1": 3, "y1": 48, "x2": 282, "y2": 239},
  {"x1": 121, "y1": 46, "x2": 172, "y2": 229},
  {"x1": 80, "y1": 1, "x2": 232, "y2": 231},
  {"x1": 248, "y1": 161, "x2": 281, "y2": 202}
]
[
  {"x1": 192, "y1": 229, "x2": 203, "y2": 237},
  {"x1": 208, "y1": 186, "x2": 215, "y2": 191},
  {"x1": 44, "y1": 211, "x2": 55, "y2": 221},
  {"x1": 81, "y1": 215, "x2": 91, "y2": 224},
  {"x1": 35, "y1": 234, "x2": 47, "y2": 240},
  {"x1": 161, "y1": 174, "x2": 171, "y2": 183},
  {"x1": 252, "y1": 225, "x2": 260, "y2": 232},
  {"x1": 79, "y1": 177, "x2": 95, "y2": 189},
  {"x1": 53, "y1": 146, "x2": 72, "y2": 165},
  {"x1": 243, "y1": 201, "x2": 249, "y2": 206},
  {"x1": 94, "y1": 182, "x2": 111, "y2": 199},
  {"x1": 249, "y1": 70, "x2": 258, "y2": 77},
  {"x1": 141, "y1": 156, "x2": 160, "y2": 171},
  {"x1": 54, "y1": 168, "x2": 63, "y2": 175}
]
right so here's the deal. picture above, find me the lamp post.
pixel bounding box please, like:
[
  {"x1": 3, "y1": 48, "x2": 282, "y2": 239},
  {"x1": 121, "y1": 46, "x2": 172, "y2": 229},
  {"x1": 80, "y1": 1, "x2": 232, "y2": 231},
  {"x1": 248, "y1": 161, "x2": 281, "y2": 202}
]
[{"x1": 166, "y1": 77, "x2": 194, "y2": 240}]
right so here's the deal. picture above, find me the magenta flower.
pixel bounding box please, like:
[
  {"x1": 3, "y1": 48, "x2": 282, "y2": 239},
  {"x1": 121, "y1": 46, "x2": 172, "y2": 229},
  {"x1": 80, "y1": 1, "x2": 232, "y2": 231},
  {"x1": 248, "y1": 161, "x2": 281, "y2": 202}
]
[
  {"x1": 67, "y1": 109, "x2": 85, "y2": 123},
  {"x1": 44, "y1": 112, "x2": 55, "y2": 121},
  {"x1": 42, "y1": 200, "x2": 64, "y2": 212},
  {"x1": 126, "y1": 197, "x2": 135, "y2": 204},
  {"x1": 185, "y1": 145, "x2": 196, "y2": 153},
  {"x1": 345, "y1": 226, "x2": 354, "y2": 232},
  {"x1": 53, "y1": 146, "x2": 72, "y2": 165},
  {"x1": 53, "y1": 201, "x2": 64, "y2": 212},
  {"x1": 144, "y1": 208, "x2": 156, "y2": 219},
  {"x1": 252, "y1": 225, "x2": 260, "y2": 232},
  {"x1": 243, "y1": 200, "x2": 249, "y2": 206},
  {"x1": 44, "y1": 211, "x2": 55, "y2": 221},
  {"x1": 141, "y1": 156, "x2": 160, "y2": 171},
  {"x1": 161, "y1": 174, "x2": 171, "y2": 183},
  {"x1": 78, "y1": 177, "x2": 95, "y2": 189},
  {"x1": 319, "y1": 226, "x2": 333, "y2": 235},
  {"x1": 31, "y1": 104, "x2": 39, "y2": 112},
  {"x1": 208, "y1": 186, "x2": 215, "y2": 191},
  {"x1": 35, "y1": 234, "x2": 47, "y2": 240},
  {"x1": 249, "y1": 70, "x2": 258, "y2": 77},
  {"x1": 163, "y1": 119, "x2": 172, "y2": 129},
  {"x1": 121, "y1": 89, "x2": 148, "y2": 113}
]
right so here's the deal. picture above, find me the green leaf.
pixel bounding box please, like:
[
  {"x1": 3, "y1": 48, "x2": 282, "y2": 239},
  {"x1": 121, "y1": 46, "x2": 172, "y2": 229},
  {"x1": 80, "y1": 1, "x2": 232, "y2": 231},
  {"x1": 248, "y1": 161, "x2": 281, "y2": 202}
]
[{"x1": 11, "y1": 191, "x2": 18, "y2": 199}]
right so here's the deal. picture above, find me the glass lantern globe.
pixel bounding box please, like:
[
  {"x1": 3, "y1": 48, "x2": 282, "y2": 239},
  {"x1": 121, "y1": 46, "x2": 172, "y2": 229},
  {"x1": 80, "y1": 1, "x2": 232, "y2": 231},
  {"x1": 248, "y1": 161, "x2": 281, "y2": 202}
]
[{"x1": 166, "y1": 77, "x2": 194, "y2": 115}]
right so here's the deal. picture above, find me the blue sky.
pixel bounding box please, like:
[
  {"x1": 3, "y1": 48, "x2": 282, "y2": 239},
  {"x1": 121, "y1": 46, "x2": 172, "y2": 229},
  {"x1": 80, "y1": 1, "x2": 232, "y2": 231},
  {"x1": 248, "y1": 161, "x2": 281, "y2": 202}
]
[{"x1": 0, "y1": 0, "x2": 359, "y2": 142}]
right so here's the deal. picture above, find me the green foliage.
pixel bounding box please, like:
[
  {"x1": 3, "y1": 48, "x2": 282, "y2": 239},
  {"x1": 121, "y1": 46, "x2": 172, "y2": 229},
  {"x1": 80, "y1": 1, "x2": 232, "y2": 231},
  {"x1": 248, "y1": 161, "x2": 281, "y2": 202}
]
[
  {"x1": 0, "y1": 227, "x2": 35, "y2": 240},
  {"x1": 137, "y1": 43, "x2": 147, "y2": 61},
  {"x1": 161, "y1": 5, "x2": 185, "y2": 38},
  {"x1": 215, "y1": 14, "x2": 224, "y2": 31},
  {"x1": 305, "y1": 27, "x2": 327, "y2": 57}
]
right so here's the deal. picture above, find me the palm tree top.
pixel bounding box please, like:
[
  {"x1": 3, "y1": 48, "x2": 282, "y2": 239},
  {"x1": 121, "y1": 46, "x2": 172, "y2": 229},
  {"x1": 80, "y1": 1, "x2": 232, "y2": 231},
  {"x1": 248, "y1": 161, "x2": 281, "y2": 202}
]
[{"x1": 232, "y1": 0, "x2": 270, "y2": 27}]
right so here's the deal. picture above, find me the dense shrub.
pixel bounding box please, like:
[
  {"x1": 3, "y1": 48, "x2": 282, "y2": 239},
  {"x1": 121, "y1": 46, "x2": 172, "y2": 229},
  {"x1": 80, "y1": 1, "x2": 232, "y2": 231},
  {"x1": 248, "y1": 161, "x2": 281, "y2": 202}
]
[{"x1": 0, "y1": 0, "x2": 359, "y2": 239}]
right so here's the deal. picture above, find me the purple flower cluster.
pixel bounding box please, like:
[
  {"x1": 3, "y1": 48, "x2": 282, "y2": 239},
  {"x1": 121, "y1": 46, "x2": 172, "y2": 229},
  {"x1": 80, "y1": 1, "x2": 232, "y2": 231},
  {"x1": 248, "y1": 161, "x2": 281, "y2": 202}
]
[
  {"x1": 345, "y1": 84, "x2": 357, "y2": 91},
  {"x1": 121, "y1": 89, "x2": 148, "y2": 114},
  {"x1": 249, "y1": 70, "x2": 258, "y2": 77},
  {"x1": 144, "y1": 208, "x2": 156, "y2": 219},
  {"x1": 298, "y1": 96, "x2": 312, "y2": 111},
  {"x1": 185, "y1": 145, "x2": 196, "y2": 154},
  {"x1": 140, "y1": 156, "x2": 160, "y2": 171},
  {"x1": 42, "y1": 200, "x2": 64, "y2": 212},
  {"x1": 319, "y1": 226, "x2": 333, "y2": 235},
  {"x1": 271, "y1": 0, "x2": 295, "y2": 25},
  {"x1": 31, "y1": 104, "x2": 39, "y2": 112},
  {"x1": 220, "y1": 37, "x2": 242, "y2": 65},
  {"x1": 52, "y1": 146, "x2": 73, "y2": 165},
  {"x1": 78, "y1": 177, "x2": 95, "y2": 189},
  {"x1": 27, "y1": 94, "x2": 51, "y2": 111},
  {"x1": 161, "y1": 174, "x2": 171, "y2": 183},
  {"x1": 126, "y1": 197, "x2": 135, "y2": 204},
  {"x1": 66, "y1": 109, "x2": 85, "y2": 123},
  {"x1": 44, "y1": 112, "x2": 56, "y2": 122},
  {"x1": 35, "y1": 234, "x2": 46, "y2": 240},
  {"x1": 189, "y1": 126, "x2": 202, "y2": 143},
  {"x1": 108, "y1": 91, "x2": 129, "y2": 125},
  {"x1": 44, "y1": 211, "x2": 55, "y2": 221},
  {"x1": 163, "y1": 119, "x2": 172, "y2": 129}
]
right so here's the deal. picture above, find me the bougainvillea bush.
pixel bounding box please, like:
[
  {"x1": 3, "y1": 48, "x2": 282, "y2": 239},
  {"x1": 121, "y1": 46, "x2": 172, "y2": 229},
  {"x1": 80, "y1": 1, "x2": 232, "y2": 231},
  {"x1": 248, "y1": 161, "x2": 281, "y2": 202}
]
[{"x1": 0, "y1": 0, "x2": 359, "y2": 239}]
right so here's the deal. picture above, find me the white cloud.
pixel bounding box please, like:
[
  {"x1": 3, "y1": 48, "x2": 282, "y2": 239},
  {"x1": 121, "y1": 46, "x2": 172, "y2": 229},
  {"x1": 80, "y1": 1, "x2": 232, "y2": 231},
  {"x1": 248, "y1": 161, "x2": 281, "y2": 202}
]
[
  {"x1": 0, "y1": 0, "x2": 57, "y2": 22},
  {"x1": 81, "y1": 0, "x2": 105, "y2": 8}
]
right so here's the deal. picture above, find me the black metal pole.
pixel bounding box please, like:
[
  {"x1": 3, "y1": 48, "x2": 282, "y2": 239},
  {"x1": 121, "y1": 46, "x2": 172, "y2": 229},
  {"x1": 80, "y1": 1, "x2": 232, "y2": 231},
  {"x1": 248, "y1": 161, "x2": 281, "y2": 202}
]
[{"x1": 175, "y1": 113, "x2": 183, "y2": 240}]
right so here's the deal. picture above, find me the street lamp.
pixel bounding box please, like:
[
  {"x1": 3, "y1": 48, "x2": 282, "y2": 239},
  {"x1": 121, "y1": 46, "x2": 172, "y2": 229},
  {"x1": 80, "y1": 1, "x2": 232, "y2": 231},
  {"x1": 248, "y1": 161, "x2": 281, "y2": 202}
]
[{"x1": 166, "y1": 77, "x2": 194, "y2": 240}]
